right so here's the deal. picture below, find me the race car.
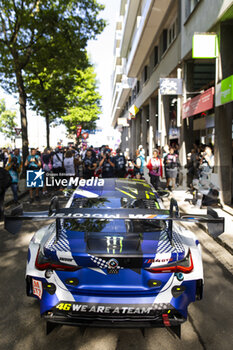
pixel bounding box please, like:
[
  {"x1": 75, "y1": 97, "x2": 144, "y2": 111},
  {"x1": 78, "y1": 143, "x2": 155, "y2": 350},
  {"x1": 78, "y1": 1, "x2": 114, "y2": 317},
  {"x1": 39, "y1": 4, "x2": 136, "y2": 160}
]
[{"x1": 5, "y1": 178, "x2": 224, "y2": 337}]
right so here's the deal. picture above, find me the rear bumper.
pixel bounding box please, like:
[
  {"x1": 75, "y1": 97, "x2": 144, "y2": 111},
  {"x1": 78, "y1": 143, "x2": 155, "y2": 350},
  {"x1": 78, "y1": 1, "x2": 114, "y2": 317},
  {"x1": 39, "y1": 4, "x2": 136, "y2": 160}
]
[{"x1": 43, "y1": 302, "x2": 186, "y2": 328}]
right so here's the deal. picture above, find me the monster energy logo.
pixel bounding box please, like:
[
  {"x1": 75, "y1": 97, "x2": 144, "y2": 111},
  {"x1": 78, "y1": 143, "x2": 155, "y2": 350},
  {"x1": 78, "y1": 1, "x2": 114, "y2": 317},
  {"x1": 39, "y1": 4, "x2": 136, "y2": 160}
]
[{"x1": 105, "y1": 236, "x2": 123, "y2": 254}]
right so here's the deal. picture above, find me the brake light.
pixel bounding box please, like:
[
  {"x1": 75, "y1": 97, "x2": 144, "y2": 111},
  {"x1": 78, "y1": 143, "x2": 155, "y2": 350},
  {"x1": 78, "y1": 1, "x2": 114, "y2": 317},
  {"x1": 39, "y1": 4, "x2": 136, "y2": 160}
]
[
  {"x1": 146, "y1": 250, "x2": 193, "y2": 274},
  {"x1": 162, "y1": 314, "x2": 171, "y2": 327},
  {"x1": 35, "y1": 249, "x2": 79, "y2": 271}
]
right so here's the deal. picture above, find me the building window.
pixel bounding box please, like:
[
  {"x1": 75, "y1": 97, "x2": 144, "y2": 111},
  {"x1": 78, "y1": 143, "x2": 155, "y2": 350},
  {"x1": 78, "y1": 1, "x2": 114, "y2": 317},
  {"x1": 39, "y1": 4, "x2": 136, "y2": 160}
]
[
  {"x1": 154, "y1": 46, "x2": 158, "y2": 67},
  {"x1": 185, "y1": 0, "x2": 200, "y2": 19},
  {"x1": 163, "y1": 29, "x2": 168, "y2": 53},
  {"x1": 144, "y1": 65, "x2": 148, "y2": 82},
  {"x1": 132, "y1": 86, "x2": 137, "y2": 100},
  {"x1": 168, "y1": 18, "x2": 177, "y2": 46},
  {"x1": 136, "y1": 80, "x2": 140, "y2": 94}
]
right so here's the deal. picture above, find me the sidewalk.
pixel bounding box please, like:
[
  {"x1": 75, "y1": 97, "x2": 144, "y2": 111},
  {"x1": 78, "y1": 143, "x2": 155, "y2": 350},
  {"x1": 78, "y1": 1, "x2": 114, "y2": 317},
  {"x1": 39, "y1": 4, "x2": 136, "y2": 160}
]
[
  {"x1": 5, "y1": 178, "x2": 28, "y2": 206},
  {"x1": 144, "y1": 170, "x2": 233, "y2": 255}
]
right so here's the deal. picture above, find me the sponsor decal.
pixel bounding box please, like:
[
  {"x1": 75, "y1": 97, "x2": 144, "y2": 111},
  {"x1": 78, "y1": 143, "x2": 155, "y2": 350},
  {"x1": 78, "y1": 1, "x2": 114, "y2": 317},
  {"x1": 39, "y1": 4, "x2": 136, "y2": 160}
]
[
  {"x1": 59, "y1": 257, "x2": 73, "y2": 262},
  {"x1": 32, "y1": 278, "x2": 43, "y2": 299},
  {"x1": 107, "y1": 258, "x2": 119, "y2": 269},
  {"x1": 145, "y1": 258, "x2": 173, "y2": 264},
  {"x1": 54, "y1": 302, "x2": 172, "y2": 315},
  {"x1": 50, "y1": 213, "x2": 169, "y2": 220},
  {"x1": 106, "y1": 236, "x2": 123, "y2": 254}
]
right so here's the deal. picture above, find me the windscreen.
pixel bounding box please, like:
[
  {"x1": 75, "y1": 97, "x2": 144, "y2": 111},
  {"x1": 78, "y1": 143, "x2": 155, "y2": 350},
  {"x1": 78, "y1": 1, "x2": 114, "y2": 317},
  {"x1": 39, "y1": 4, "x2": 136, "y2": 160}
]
[{"x1": 63, "y1": 218, "x2": 166, "y2": 233}]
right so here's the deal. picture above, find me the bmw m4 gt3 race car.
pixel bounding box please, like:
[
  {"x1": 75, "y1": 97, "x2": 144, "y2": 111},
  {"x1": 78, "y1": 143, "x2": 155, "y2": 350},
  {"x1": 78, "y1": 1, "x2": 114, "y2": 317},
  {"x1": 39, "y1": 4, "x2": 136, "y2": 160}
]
[{"x1": 5, "y1": 179, "x2": 224, "y2": 337}]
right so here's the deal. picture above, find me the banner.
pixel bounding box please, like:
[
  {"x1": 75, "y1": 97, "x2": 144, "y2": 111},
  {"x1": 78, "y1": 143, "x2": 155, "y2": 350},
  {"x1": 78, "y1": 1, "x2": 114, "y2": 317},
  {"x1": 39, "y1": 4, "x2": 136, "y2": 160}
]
[{"x1": 182, "y1": 87, "x2": 214, "y2": 119}]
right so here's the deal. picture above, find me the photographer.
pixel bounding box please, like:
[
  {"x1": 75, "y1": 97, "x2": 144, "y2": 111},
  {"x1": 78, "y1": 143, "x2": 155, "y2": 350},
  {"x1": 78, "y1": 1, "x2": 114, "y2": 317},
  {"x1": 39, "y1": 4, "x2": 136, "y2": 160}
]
[
  {"x1": 25, "y1": 148, "x2": 41, "y2": 202},
  {"x1": 199, "y1": 146, "x2": 214, "y2": 180},
  {"x1": 99, "y1": 146, "x2": 115, "y2": 178},
  {"x1": 83, "y1": 149, "x2": 97, "y2": 179},
  {"x1": 6, "y1": 149, "x2": 22, "y2": 204},
  {"x1": 114, "y1": 148, "x2": 126, "y2": 178}
]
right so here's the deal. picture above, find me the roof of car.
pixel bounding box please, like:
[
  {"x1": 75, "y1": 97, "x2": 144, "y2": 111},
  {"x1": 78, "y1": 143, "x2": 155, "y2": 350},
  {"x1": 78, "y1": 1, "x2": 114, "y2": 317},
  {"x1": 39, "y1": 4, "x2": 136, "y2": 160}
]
[
  {"x1": 74, "y1": 178, "x2": 159, "y2": 201},
  {"x1": 72, "y1": 178, "x2": 161, "y2": 210}
]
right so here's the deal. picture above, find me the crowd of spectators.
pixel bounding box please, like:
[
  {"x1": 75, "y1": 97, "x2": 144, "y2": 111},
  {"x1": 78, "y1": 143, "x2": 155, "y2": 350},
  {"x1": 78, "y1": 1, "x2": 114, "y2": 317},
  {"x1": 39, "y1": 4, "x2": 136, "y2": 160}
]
[{"x1": 0, "y1": 141, "x2": 215, "y2": 218}]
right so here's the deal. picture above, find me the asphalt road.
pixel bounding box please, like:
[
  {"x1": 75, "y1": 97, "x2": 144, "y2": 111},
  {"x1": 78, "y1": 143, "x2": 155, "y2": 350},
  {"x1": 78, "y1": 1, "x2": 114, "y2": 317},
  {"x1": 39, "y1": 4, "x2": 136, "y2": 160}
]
[{"x1": 0, "y1": 195, "x2": 233, "y2": 350}]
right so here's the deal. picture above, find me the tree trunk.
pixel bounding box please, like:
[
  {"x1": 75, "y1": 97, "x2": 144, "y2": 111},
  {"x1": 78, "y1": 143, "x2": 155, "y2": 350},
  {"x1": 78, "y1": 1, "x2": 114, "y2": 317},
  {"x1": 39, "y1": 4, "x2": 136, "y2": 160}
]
[
  {"x1": 45, "y1": 112, "x2": 50, "y2": 148},
  {"x1": 16, "y1": 68, "x2": 29, "y2": 176}
]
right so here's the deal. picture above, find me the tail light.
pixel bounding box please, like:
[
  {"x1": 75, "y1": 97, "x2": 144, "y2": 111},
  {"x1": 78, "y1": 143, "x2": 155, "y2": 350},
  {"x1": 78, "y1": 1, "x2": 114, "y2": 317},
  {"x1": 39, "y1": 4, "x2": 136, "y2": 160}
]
[
  {"x1": 35, "y1": 249, "x2": 79, "y2": 271},
  {"x1": 146, "y1": 250, "x2": 193, "y2": 274}
]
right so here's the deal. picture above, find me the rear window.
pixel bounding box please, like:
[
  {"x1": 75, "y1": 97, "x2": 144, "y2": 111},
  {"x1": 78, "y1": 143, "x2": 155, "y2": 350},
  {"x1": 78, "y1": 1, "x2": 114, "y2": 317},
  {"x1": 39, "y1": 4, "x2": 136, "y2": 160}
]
[{"x1": 63, "y1": 218, "x2": 166, "y2": 233}]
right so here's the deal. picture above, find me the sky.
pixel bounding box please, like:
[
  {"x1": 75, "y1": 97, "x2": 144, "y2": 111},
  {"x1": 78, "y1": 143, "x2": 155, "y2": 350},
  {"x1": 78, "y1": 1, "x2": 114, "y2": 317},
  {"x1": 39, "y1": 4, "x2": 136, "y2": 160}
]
[{"x1": 0, "y1": 0, "x2": 121, "y2": 148}]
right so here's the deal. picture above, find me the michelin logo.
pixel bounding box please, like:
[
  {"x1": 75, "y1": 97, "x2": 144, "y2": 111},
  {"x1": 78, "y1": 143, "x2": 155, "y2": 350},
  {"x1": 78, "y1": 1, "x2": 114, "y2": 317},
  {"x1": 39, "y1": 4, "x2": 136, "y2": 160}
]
[{"x1": 27, "y1": 169, "x2": 44, "y2": 187}]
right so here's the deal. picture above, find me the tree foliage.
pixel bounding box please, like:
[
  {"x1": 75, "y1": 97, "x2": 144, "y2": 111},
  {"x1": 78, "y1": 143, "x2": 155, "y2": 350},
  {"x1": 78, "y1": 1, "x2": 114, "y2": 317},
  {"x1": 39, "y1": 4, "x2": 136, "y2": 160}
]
[
  {"x1": 0, "y1": 0, "x2": 106, "y2": 163},
  {"x1": 62, "y1": 66, "x2": 102, "y2": 134},
  {"x1": 0, "y1": 99, "x2": 17, "y2": 138}
]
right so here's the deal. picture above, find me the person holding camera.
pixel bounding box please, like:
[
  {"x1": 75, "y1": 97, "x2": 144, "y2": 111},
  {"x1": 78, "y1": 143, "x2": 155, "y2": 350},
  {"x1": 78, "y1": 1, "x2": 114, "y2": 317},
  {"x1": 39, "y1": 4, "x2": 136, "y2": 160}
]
[
  {"x1": 199, "y1": 146, "x2": 214, "y2": 180},
  {"x1": 83, "y1": 149, "x2": 97, "y2": 179},
  {"x1": 25, "y1": 148, "x2": 41, "y2": 202},
  {"x1": 99, "y1": 147, "x2": 115, "y2": 178},
  {"x1": 114, "y1": 148, "x2": 126, "y2": 178},
  {"x1": 6, "y1": 148, "x2": 22, "y2": 204}
]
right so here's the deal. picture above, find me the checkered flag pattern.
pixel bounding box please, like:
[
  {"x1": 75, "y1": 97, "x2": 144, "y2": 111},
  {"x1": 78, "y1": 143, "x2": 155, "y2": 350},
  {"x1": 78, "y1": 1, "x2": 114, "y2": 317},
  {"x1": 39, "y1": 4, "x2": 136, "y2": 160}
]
[
  {"x1": 152, "y1": 303, "x2": 174, "y2": 310},
  {"x1": 89, "y1": 255, "x2": 109, "y2": 269},
  {"x1": 88, "y1": 255, "x2": 124, "y2": 270}
]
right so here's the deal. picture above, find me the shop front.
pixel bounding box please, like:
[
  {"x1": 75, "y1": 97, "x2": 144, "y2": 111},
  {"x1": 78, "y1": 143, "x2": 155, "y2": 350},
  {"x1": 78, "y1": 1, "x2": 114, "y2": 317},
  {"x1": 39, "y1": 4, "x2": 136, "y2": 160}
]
[{"x1": 182, "y1": 87, "x2": 215, "y2": 146}]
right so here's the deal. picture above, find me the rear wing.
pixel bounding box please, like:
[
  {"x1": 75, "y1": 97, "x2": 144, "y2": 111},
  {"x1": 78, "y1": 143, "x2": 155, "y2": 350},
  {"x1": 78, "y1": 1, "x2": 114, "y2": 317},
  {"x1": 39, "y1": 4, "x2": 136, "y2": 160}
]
[{"x1": 4, "y1": 197, "x2": 224, "y2": 238}]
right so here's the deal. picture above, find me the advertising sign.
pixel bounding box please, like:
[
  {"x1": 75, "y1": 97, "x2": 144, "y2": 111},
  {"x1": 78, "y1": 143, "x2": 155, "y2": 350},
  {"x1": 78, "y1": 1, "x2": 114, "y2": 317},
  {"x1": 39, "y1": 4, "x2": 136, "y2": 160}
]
[
  {"x1": 221, "y1": 75, "x2": 233, "y2": 105},
  {"x1": 182, "y1": 87, "x2": 214, "y2": 119},
  {"x1": 160, "y1": 78, "x2": 183, "y2": 95},
  {"x1": 192, "y1": 33, "x2": 218, "y2": 59},
  {"x1": 128, "y1": 104, "x2": 139, "y2": 118}
]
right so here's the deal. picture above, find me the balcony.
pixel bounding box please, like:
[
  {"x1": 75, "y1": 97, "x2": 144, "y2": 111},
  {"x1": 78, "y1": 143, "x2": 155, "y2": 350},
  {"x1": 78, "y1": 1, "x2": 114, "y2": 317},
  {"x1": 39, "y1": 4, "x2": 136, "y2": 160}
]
[
  {"x1": 126, "y1": 0, "x2": 173, "y2": 77},
  {"x1": 120, "y1": 0, "x2": 141, "y2": 57},
  {"x1": 111, "y1": 77, "x2": 135, "y2": 128}
]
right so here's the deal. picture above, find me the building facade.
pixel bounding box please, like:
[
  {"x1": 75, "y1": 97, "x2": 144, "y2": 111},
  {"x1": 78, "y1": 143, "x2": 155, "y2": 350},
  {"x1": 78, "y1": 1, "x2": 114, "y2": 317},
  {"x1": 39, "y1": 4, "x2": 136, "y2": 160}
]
[{"x1": 111, "y1": 0, "x2": 233, "y2": 204}]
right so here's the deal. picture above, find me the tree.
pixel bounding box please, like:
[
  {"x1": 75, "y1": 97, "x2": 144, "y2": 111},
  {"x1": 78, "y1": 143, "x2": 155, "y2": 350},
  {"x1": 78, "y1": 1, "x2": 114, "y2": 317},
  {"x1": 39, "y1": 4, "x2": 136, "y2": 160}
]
[
  {"x1": 0, "y1": 99, "x2": 17, "y2": 139},
  {"x1": 62, "y1": 66, "x2": 102, "y2": 137},
  {"x1": 0, "y1": 0, "x2": 105, "y2": 167},
  {"x1": 25, "y1": 62, "x2": 79, "y2": 148}
]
